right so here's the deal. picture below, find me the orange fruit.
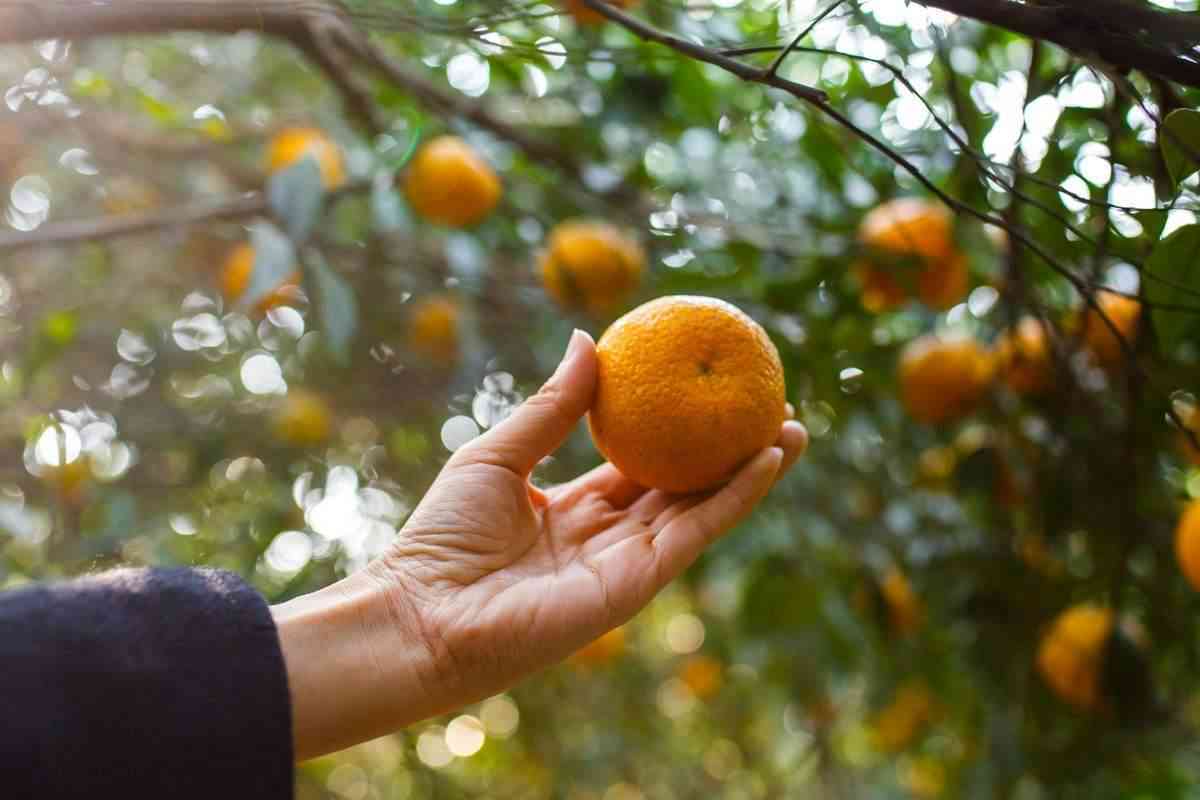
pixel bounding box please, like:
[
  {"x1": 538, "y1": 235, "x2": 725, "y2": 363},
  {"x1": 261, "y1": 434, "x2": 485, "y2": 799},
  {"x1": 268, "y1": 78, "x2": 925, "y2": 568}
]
[
  {"x1": 407, "y1": 295, "x2": 461, "y2": 364},
  {"x1": 871, "y1": 681, "x2": 936, "y2": 752},
  {"x1": 565, "y1": 0, "x2": 639, "y2": 25},
  {"x1": 402, "y1": 135, "x2": 500, "y2": 228},
  {"x1": 1079, "y1": 290, "x2": 1140, "y2": 366},
  {"x1": 266, "y1": 127, "x2": 346, "y2": 189},
  {"x1": 854, "y1": 198, "x2": 969, "y2": 312},
  {"x1": 272, "y1": 389, "x2": 332, "y2": 447},
  {"x1": 220, "y1": 243, "x2": 302, "y2": 314},
  {"x1": 1036, "y1": 604, "x2": 1113, "y2": 711},
  {"x1": 677, "y1": 655, "x2": 723, "y2": 699},
  {"x1": 880, "y1": 567, "x2": 923, "y2": 636},
  {"x1": 569, "y1": 626, "x2": 626, "y2": 667},
  {"x1": 589, "y1": 296, "x2": 787, "y2": 493},
  {"x1": 898, "y1": 335, "x2": 994, "y2": 425},
  {"x1": 995, "y1": 317, "x2": 1053, "y2": 396},
  {"x1": 1175, "y1": 500, "x2": 1200, "y2": 591},
  {"x1": 903, "y1": 757, "x2": 948, "y2": 799},
  {"x1": 1177, "y1": 404, "x2": 1200, "y2": 466},
  {"x1": 538, "y1": 220, "x2": 644, "y2": 317}
]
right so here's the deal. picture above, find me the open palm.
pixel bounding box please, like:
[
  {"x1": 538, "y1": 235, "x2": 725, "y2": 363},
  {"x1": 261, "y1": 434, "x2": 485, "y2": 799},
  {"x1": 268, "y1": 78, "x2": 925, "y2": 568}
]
[{"x1": 378, "y1": 330, "x2": 807, "y2": 708}]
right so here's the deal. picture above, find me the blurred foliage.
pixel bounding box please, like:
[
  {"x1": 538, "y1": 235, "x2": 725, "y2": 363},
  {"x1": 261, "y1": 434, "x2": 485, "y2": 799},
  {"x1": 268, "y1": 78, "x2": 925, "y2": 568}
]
[{"x1": 2, "y1": 0, "x2": 1200, "y2": 798}]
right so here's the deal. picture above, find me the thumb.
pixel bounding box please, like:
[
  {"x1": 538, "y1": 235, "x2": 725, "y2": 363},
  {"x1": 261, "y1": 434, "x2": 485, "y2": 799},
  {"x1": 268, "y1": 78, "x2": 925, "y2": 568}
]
[{"x1": 453, "y1": 329, "x2": 597, "y2": 475}]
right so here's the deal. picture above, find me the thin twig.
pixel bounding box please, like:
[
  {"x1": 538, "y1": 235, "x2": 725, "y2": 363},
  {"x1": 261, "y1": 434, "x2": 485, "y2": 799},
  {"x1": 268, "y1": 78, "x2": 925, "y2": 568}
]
[
  {"x1": 578, "y1": 0, "x2": 827, "y2": 102},
  {"x1": 763, "y1": 0, "x2": 846, "y2": 79}
]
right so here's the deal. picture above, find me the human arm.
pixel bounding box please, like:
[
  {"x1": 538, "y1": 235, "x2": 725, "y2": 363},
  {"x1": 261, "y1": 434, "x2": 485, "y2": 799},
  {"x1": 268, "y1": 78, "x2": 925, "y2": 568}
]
[{"x1": 273, "y1": 330, "x2": 808, "y2": 759}]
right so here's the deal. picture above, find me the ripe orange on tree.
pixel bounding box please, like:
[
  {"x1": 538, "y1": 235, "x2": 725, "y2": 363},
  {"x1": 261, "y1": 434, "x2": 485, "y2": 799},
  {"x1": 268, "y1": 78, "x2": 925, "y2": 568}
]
[
  {"x1": 564, "y1": 0, "x2": 639, "y2": 25},
  {"x1": 272, "y1": 388, "x2": 333, "y2": 447},
  {"x1": 266, "y1": 126, "x2": 346, "y2": 190},
  {"x1": 538, "y1": 220, "x2": 644, "y2": 317},
  {"x1": 871, "y1": 681, "x2": 936, "y2": 753},
  {"x1": 589, "y1": 296, "x2": 786, "y2": 494},
  {"x1": 853, "y1": 198, "x2": 969, "y2": 312},
  {"x1": 677, "y1": 655, "x2": 724, "y2": 699},
  {"x1": 402, "y1": 135, "x2": 500, "y2": 228},
  {"x1": 898, "y1": 334, "x2": 994, "y2": 425},
  {"x1": 1174, "y1": 500, "x2": 1200, "y2": 592},
  {"x1": 995, "y1": 316, "x2": 1054, "y2": 396},
  {"x1": 1036, "y1": 604, "x2": 1113, "y2": 712},
  {"x1": 1079, "y1": 290, "x2": 1140, "y2": 366},
  {"x1": 1176, "y1": 404, "x2": 1200, "y2": 466},
  {"x1": 219, "y1": 243, "x2": 302, "y2": 314},
  {"x1": 569, "y1": 626, "x2": 626, "y2": 667},
  {"x1": 880, "y1": 566, "x2": 923, "y2": 636},
  {"x1": 406, "y1": 294, "x2": 461, "y2": 365}
]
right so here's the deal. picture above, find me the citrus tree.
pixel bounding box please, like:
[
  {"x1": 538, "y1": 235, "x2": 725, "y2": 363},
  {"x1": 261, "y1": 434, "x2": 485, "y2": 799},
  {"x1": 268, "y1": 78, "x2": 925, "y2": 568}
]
[{"x1": 2, "y1": 0, "x2": 1200, "y2": 797}]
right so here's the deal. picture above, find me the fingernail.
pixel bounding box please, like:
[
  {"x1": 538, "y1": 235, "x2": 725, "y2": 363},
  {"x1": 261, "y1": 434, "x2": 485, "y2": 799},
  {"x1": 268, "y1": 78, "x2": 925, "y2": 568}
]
[
  {"x1": 767, "y1": 447, "x2": 784, "y2": 471},
  {"x1": 557, "y1": 329, "x2": 590, "y2": 372}
]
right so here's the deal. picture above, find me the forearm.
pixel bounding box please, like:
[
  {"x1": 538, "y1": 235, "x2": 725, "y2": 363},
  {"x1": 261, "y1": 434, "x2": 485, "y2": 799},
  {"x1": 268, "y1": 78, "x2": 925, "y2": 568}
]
[{"x1": 271, "y1": 569, "x2": 443, "y2": 761}]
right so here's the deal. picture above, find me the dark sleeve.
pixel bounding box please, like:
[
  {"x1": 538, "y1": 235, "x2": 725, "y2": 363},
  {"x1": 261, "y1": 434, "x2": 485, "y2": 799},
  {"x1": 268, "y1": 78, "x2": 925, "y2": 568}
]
[{"x1": 0, "y1": 567, "x2": 293, "y2": 800}]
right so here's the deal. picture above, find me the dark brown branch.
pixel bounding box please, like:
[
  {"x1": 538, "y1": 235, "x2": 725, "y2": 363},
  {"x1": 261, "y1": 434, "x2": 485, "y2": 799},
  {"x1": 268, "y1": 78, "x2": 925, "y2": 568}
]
[{"x1": 914, "y1": 0, "x2": 1200, "y2": 89}]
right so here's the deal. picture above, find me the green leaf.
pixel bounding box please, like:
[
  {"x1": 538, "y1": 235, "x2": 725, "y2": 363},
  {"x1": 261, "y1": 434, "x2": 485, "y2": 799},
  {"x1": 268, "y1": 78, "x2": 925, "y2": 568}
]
[
  {"x1": 303, "y1": 249, "x2": 358, "y2": 366},
  {"x1": 244, "y1": 223, "x2": 296, "y2": 309},
  {"x1": 1160, "y1": 109, "x2": 1200, "y2": 188},
  {"x1": 267, "y1": 155, "x2": 325, "y2": 244},
  {"x1": 1145, "y1": 223, "x2": 1200, "y2": 354}
]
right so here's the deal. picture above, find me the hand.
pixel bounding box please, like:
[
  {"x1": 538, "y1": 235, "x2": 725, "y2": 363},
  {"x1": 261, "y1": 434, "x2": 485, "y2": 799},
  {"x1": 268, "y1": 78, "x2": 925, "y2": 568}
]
[{"x1": 273, "y1": 330, "x2": 807, "y2": 759}]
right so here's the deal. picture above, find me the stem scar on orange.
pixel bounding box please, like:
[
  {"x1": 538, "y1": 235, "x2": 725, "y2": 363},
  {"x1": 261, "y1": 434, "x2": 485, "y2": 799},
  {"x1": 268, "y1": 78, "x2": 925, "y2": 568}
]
[{"x1": 588, "y1": 296, "x2": 787, "y2": 494}]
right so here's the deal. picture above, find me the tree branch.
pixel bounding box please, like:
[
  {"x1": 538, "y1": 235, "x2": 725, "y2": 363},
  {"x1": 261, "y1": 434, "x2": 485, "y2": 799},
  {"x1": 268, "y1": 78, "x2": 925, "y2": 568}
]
[
  {"x1": 0, "y1": 193, "x2": 265, "y2": 252},
  {"x1": 913, "y1": 0, "x2": 1200, "y2": 89},
  {"x1": 0, "y1": 180, "x2": 370, "y2": 251}
]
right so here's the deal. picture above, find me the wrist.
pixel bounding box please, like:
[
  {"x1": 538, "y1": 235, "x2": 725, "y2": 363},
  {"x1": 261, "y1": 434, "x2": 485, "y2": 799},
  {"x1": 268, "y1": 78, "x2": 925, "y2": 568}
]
[{"x1": 271, "y1": 568, "x2": 446, "y2": 760}]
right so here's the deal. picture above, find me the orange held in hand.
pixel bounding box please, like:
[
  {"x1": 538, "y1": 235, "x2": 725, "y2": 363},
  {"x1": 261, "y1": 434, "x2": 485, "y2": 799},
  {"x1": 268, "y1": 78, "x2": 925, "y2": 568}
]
[
  {"x1": 539, "y1": 220, "x2": 644, "y2": 317},
  {"x1": 995, "y1": 316, "x2": 1053, "y2": 396},
  {"x1": 1036, "y1": 604, "x2": 1112, "y2": 712},
  {"x1": 220, "y1": 243, "x2": 301, "y2": 314},
  {"x1": 406, "y1": 295, "x2": 461, "y2": 365},
  {"x1": 589, "y1": 296, "x2": 786, "y2": 494},
  {"x1": 266, "y1": 127, "x2": 346, "y2": 190},
  {"x1": 565, "y1": 0, "x2": 639, "y2": 25},
  {"x1": 854, "y1": 198, "x2": 968, "y2": 312},
  {"x1": 898, "y1": 334, "x2": 994, "y2": 425},
  {"x1": 402, "y1": 135, "x2": 501, "y2": 228}
]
